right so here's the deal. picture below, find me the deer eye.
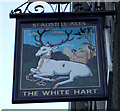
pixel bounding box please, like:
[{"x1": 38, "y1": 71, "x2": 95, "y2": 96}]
[{"x1": 42, "y1": 49, "x2": 46, "y2": 51}]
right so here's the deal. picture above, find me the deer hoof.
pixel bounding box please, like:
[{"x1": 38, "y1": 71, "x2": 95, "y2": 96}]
[
  {"x1": 51, "y1": 79, "x2": 56, "y2": 82},
  {"x1": 52, "y1": 86, "x2": 57, "y2": 89}
]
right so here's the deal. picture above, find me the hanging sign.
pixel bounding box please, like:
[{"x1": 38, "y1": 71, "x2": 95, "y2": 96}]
[{"x1": 12, "y1": 14, "x2": 107, "y2": 103}]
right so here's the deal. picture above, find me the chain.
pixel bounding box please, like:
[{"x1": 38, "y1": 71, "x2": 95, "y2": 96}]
[{"x1": 26, "y1": 57, "x2": 45, "y2": 85}]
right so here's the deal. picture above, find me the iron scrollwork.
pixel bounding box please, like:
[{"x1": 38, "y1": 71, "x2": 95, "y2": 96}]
[{"x1": 10, "y1": 1, "x2": 70, "y2": 15}]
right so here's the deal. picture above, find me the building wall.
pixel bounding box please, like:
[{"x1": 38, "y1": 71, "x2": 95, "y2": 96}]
[
  {"x1": 71, "y1": 2, "x2": 120, "y2": 110},
  {"x1": 107, "y1": 2, "x2": 120, "y2": 109}
]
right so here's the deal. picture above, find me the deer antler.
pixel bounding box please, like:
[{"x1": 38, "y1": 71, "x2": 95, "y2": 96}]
[
  {"x1": 34, "y1": 29, "x2": 51, "y2": 47},
  {"x1": 50, "y1": 30, "x2": 74, "y2": 47}
]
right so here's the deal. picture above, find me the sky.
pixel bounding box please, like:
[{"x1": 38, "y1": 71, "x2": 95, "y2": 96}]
[
  {"x1": 23, "y1": 27, "x2": 96, "y2": 50},
  {"x1": 0, "y1": 0, "x2": 69, "y2": 110}
]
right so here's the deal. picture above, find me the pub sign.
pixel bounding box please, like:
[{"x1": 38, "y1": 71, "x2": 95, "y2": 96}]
[{"x1": 12, "y1": 14, "x2": 107, "y2": 103}]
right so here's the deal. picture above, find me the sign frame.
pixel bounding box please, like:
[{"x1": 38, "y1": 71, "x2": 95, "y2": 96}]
[{"x1": 12, "y1": 13, "x2": 108, "y2": 103}]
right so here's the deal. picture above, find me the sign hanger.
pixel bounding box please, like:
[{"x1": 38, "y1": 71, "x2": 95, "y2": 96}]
[{"x1": 10, "y1": 1, "x2": 117, "y2": 19}]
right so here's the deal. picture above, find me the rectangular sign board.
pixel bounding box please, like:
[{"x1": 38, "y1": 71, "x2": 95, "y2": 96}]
[{"x1": 12, "y1": 14, "x2": 107, "y2": 103}]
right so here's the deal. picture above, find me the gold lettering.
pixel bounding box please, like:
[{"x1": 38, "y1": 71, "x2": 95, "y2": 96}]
[
  {"x1": 45, "y1": 23, "x2": 48, "y2": 27},
  {"x1": 34, "y1": 91, "x2": 38, "y2": 96},
  {"x1": 23, "y1": 91, "x2": 27, "y2": 96},
  {"x1": 28, "y1": 91, "x2": 34, "y2": 96},
  {"x1": 51, "y1": 90, "x2": 56, "y2": 95},
  {"x1": 41, "y1": 90, "x2": 70, "y2": 96},
  {"x1": 42, "y1": 91, "x2": 50, "y2": 96},
  {"x1": 33, "y1": 24, "x2": 36, "y2": 28},
  {"x1": 93, "y1": 89, "x2": 97, "y2": 93},
  {"x1": 41, "y1": 23, "x2": 46, "y2": 27},
  {"x1": 65, "y1": 90, "x2": 69, "y2": 95},
  {"x1": 61, "y1": 22, "x2": 67, "y2": 27},
  {"x1": 54, "y1": 23, "x2": 59, "y2": 27},
  {"x1": 59, "y1": 90, "x2": 64, "y2": 95},
  {"x1": 33, "y1": 23, "x2": 40, "y2": 28},
  {"x1": 74, "y1": 90, "x2": 80, "y2": 95},
  {"x1": 73, "y1": 89, "x2": 98, "y2": 95},
  {"x1": 86, "y1": 89, "x2": 92, "y2": 94},
  {"x1": 81, "y1": 89, "x2": 86, "y2": 94},
  {"x1": 23, "y1": 91, "x2": 39, "y2": 96},
  {"x1": 57, "y1": 90, "x2": 59, "y2": 95},
  {"x1": 48, "y1": 23, "x2": 54, "y2": 27},
  {"x1": 78, "y1": 22, "x2": 81, "y2": 25},
  {"x1": 82, "y1": 22, "x2": 86, "y2": 25},
  {"x1": 70, "y1": 22, "x2": 74, "y2": 26},
  {"x1": 74, "y1": 22, "x2": 78, "y2": 26}
]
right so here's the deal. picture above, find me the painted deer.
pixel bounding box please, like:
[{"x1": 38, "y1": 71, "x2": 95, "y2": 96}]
[{"x1": 30, "y1": 29, "x2": 93, "y2": 89}]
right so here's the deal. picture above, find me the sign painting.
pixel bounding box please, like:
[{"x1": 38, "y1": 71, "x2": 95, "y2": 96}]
[{"x1": 12, "y1": 16, "x2": 107, "y2": 103}]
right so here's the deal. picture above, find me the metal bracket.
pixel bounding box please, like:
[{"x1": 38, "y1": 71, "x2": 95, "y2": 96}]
[
  {"x1": 10, "y1": 1, "x2": 70, "y2": 15},
  {"x1": 10, "y1": 2, "x2": 117, "y2": 19}
]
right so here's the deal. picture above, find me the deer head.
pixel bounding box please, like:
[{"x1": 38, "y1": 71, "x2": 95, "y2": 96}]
[
  {"x1": 35, "y1": 29, "x2": 74, "y2": 57},
  {"x1": 35, "y1": 44, "x2": 58, "y2": 56}
]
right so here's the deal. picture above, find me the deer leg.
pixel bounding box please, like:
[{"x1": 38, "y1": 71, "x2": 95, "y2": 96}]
[
  {"x1": 30, "y1": 68, "x2": 36, "y2": 72},
  {"x1": 51, "y1": 76, "x2": 69, "y2": 82},
  {"x1": 33, "y1": 74, "x2": 52, "y2": 82},
  {"x1": 33, "y1": 73, "x2": 54, "y2": 77},
  {"x1": 53, "y1": 72, "x2": 75, "y2": 89},
  {"x1": 30, "y1": 68, "x2": 41, "y2": 74},
  {"x1": 53, "y1": 78, "x2": 74, "y2": 89}
]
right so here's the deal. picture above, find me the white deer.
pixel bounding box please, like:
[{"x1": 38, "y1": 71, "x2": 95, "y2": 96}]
[{"x1": 30, "y1": 29, "x2": 93, "y2": 89}]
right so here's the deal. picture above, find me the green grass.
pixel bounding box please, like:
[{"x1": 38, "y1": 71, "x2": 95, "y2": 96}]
[
  {"x1": 21, "y1": 44, "x2": 99, "y2": 89},
  {"x1": 21, "y1": 60, "x2": 99, "y2": 89}
]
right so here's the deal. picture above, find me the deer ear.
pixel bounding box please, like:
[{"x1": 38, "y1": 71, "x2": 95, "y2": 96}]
[
  {"x1": 46, "y1": 43, "x2": 50, "y2": 47},
  {"x1": 52, "y1": 46, "x2": 58, "y2": 50}
]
